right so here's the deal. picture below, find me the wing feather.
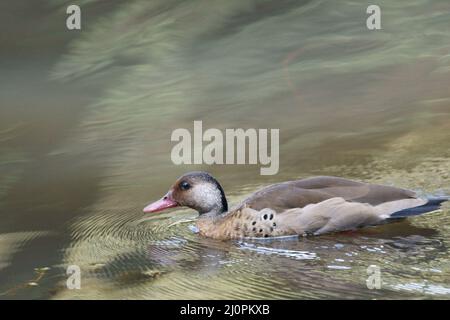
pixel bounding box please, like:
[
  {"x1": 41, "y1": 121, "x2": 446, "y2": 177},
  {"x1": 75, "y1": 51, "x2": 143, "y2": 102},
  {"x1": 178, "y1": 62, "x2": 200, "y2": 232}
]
[{"x1": 241, "y1": 176, "x2": 418, "y2": 212}]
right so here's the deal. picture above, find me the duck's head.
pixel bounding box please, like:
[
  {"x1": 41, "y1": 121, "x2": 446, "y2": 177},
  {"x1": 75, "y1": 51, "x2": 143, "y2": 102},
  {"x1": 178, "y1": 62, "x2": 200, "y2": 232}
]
[{"x1": 143, "y1": 171, "x2": 228, "y2": 216}]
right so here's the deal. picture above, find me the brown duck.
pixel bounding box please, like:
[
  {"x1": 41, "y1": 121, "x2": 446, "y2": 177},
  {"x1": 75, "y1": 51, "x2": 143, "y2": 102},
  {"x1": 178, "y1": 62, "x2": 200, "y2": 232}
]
[{"x1": 143, "y1": 172, "x2": 448, "y2": 240}]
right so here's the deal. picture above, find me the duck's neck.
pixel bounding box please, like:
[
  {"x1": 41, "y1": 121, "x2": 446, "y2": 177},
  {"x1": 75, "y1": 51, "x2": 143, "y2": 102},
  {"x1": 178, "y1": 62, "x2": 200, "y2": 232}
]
[
  {"x1": 199, "y1": 197, "x2": 228, "y2": 218},
  {"x1": 200, "y1": 207, "x2": 227, "y2": 219},
  {"x1": 199, "y1": 181, "x2": 228, "y2": 218},
  {"x1": 195, "y1": 189, "x2": 230, "y2": 240},
  {"x1": 199, "y1": 200, "x2": 228, "y2": 222},
  {"x1": 216, "y1": 180, "x2": 228, "y2": 213}
]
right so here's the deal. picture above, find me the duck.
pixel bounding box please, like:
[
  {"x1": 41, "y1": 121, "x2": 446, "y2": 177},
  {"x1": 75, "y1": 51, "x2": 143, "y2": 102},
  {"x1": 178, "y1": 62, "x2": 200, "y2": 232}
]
[{"x1": 143, "y1": 171, "x2": 448, "y2": 240}]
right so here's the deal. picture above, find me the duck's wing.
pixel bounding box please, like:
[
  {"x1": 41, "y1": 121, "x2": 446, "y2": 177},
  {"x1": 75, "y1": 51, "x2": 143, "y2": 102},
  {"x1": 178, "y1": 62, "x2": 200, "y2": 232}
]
[
  {"x1": 238, "y1": 196, "x2": 427, "y2": 237},
  {"x1": 240, "y1": 176, "x2": 419, "y2": 213},
  {"x1": 229, "y1": 177, "x2": 446, "y2": 238},
  {"x1": 278, "y1": 197, "x2": 429, "y2": 235},
  {"x1": 292, "y1": 176, "x2": 418, "y2": 205}
]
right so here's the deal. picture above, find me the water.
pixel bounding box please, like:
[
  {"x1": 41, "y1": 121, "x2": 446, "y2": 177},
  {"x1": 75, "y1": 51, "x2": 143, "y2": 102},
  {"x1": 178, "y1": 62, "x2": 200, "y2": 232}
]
[{"x1": 1, "y1": 0, "x2": 449, "y2": 299}]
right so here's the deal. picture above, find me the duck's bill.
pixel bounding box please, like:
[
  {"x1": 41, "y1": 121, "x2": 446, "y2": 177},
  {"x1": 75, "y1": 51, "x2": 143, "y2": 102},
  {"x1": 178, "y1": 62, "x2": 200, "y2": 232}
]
[{"x1": 143, "y1": 197, "x2": 178, "y2": 213}]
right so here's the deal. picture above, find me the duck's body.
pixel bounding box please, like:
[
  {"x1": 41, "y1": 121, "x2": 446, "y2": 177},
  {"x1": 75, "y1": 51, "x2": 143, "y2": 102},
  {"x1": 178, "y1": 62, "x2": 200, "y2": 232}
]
[{"x1": 143, "y1": 172, "x2": 448, "y2": 240}]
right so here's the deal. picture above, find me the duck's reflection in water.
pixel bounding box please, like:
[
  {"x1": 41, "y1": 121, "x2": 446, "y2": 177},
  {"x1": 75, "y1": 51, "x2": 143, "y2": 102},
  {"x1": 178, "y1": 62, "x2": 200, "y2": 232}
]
[{"x1": 77, "y1": 219, "x2": 440, "y2": 298}]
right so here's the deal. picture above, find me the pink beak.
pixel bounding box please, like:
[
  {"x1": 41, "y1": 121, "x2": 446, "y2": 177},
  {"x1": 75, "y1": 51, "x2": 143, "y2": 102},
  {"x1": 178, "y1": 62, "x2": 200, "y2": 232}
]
[{"x1": 143, "y1": 193, "x2": 178, "y2": 213}]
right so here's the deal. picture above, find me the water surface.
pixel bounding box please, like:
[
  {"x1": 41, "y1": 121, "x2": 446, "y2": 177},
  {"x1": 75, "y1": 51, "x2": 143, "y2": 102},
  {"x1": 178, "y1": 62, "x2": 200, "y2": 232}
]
[{"x1": 0, "y1": 0, "x2": 449, "y2": 299}]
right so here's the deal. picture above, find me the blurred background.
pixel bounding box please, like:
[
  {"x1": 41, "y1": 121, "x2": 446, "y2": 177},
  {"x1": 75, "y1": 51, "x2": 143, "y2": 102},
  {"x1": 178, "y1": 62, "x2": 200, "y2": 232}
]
[{"x1": 0, "y1": 0, "x2": 449, "y2": 299}]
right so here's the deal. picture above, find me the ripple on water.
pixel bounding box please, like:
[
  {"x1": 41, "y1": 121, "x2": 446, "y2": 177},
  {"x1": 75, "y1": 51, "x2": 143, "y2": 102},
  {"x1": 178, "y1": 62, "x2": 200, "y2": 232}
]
[
  {"x1": 391, "y1": 282, "x2": 450, "y2": 296},
  {"x1": 237, "y1": 242, "x2": 318, "y2": 261}
]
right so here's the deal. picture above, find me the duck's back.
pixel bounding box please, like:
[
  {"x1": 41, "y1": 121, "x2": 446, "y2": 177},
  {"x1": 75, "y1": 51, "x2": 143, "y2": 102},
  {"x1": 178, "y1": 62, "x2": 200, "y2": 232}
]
[{"x1": 240, "y1": 176, "x2": 417, "y2": 212}]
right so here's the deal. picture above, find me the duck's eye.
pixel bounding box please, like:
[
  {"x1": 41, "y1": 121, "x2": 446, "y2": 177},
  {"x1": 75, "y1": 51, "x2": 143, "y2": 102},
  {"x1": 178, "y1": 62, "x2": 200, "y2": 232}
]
[{"x1": 180, "y1": 181, "x2": 191, "y2": 190}]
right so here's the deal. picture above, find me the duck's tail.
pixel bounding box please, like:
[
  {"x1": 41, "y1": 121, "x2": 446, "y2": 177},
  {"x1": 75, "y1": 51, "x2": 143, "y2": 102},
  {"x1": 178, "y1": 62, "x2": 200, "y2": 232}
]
[{"x1": 389, "y1": 197, "x2": 449, "y2": 219}]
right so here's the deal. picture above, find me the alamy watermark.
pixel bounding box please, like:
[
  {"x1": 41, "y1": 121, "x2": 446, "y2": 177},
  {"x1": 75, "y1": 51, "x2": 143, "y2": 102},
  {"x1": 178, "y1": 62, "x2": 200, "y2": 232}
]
[
  {"x1": 171, "y1": 121, "x2": 279, "y2": 175},
  {"x1": 366, "y1": 265, "x2": 381, "y2": 289},
  {"x1": 64, "y1": 5, "x2": 381, "y2": 32},
  {"x1": 66, "y1": 265, "x2": 81, "y2": 289},
  {"x1": 66, "y1": 5, "x2": 81, "y2": 30},
  {"x1": 366, "y1": 5, "x2": 381, "y2": 30}
]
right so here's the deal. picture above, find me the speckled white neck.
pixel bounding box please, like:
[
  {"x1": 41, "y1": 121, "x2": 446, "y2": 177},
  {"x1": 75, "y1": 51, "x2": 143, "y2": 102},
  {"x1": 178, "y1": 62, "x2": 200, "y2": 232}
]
[{"x1": 194, "y1": 183, "x2": 224, "y2": 215}]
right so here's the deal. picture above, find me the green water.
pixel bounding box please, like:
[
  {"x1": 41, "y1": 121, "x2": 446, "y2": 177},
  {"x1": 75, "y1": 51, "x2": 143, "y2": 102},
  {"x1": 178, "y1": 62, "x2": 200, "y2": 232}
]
[{"x1": 0, "y1": 0, "x2": 449, "y2": 299}]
